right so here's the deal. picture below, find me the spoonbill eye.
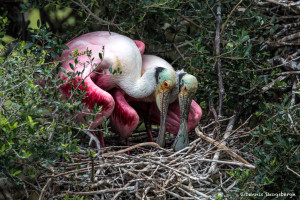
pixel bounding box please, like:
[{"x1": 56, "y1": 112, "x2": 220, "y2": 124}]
[{"x1": 164, "y1": 81, "x2": 169, "y2": 87}]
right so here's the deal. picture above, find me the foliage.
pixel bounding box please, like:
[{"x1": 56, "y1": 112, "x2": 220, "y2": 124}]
[
  {"x1": 250, "y1": 103, "x2": 299, "y2": 196},
  {"x1": 0, "y1": 19, "x2": 102, "y2": 192}
]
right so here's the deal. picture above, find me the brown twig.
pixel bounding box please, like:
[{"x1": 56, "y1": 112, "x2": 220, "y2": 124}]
[
  {"x1": 208, "y1": 114, "x2": 237, "y2": 174},
  {"x1": 215, "y1": 0, "x2": 225, "y2": 118},
  {"x1": 195, "y1": 126, "x2": 254, "y2": 167},
  {"x1": 38, "y1": 178, "x2": 52, "y2": 200},
  {"x1": 61, "y1": 186, "x2": 135, "y2": 196},
  {"x1": 102, "y1": 142, "x2": 171, "y2": 157},
  {"x1": 262, "y1": 75, "x2": 290, "y2": 92},
  {"x1": 177, "y1": 12, "x2": 202, "y2": 29},
  {"x1": 291, "y1": 79, "x2": 297, "y2": 106},
  {"x1": 72, "y1": 0, "x2": 124, "y2": 32},
  {"x1": 173, "y1": 43, "x2": 185, "y2": 61},
  {"x1": 286, "y1": 165, "x2": 300, "y2": 177},
  {"x1": 220, "y1": 0, "x2": 244, "y2": 35}
]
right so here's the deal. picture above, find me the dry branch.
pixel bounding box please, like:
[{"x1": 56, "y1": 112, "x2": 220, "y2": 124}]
[
  {"x1": 220, "y1": 0, "x2": 244, "y2": 35},
  {"x1": 215, "y1": 0, "x2": 225, "y2": 118},
  {"x1": 102, "y1": 142, "x2": 171, "y2": 157},
  {"x1": 38, "y1": 178, "x2": 52, "y2": 200},
  {"x1": 177, "y1": 12, "x2": 202, "y2": 29},
  {"x1": 71, "y1": 0, "x2": 124, "y2": 32},
  {"x1": 286, "y1": 165, "x2": 300, "y2": 178},
  {"x1": 208, "y1": 115, "x2": 237, "y2": 174},
  {"x1": 195, "y1": 126, "x2": 254, "y2": 167},
  {"x1": 262, "y1": 75, "x2": 290, "y2": 92},
  {"x1": 62, "y1": 186, "x2": 135, "y2": 196}
]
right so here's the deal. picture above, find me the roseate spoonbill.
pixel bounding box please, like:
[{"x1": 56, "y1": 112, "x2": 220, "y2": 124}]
[
  {"x1": 59, "y1": 32, "x2": 175, "y2": 147},
  {"x1": 108, "y1": 55, "x2": 202, "y2": 149},
  {"x1": 138, "y1": 55, "x2": 200, "y2": 150}
]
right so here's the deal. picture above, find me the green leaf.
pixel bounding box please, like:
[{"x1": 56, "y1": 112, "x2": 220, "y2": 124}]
[
  {"x1": 1, "y1": 144, "x2": 5, "y2": 153},
  {"x1": 27, "y1": 116, "x2": 37, "y2": 128},
  {"x1": 185, "y1": 40, "x2": 193, "y2": 46},
  {"x1": 25, "y1": 42, "x2": 33, "y2": 49},
  {"x1": 241, "y1": 35, "x2": 249, "y2": 43},
  {"x1": 69, "y1": 63, "x2": 74, "y2": 70},
  {"x1": 12, "y1": 170, "x2": 22, "y2": 176},
  {"x1": 11, "y1": 122, "x2": 18, "y2": 130},
  {"x1": 226, "y1": 42, "x2": 234, "y2": 48},
  {"x1": 270, "y1": 70, "x2": 276, "y2": 76},
  {"x1": 28, "y1": 116, "x2": 33, "y2": 125}
]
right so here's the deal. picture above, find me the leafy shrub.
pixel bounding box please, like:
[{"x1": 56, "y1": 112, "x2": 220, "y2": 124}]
[{"x1": 0, "y1": 22, "x2": 99, "y2": 187}]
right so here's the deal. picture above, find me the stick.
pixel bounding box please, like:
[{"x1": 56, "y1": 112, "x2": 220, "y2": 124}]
[
  {"x1": 177, "y1": 12, "x2": 202, "y2": 29},
  {"x1": 38, "y1": 178, "x2": 52, "y2": 200},
  {"x1": 61, "y1": 186, "x2": 135, "y2": 196},
  {"x1": 291, "y1": 79, "x2": 297, "y2": 106},
  {"x1": 276, "y1": 71, "x2": 300, "y2": 76},
  {"x1": 262, "y1": 75, "x2": 289, "y2": 92},
  {"x1": 173, "y1": 43, "x2": 185, "y2": 61},
  {"x1": 215, "y1": 0, "x2": 225, "y2": 118},
  {"x1": 112, "y1": 182, "x2": 132, "y2": 200},
  {"x1": 41, "y1": 161, "x2": 150, "y2": 178},
  {"x1": 208, "y1": 115, "x2": 237, "y2": 174},
  {"x1": 71, "y1": 0, "x2": 123, "y2": 32},
  {"x1": 195, "y1": 126, "x2": 254, "y2": 168},
  {"x1": 286, "y1": 165, "x2": 300, "y2": 177},
  {"x1": 102, "y1": 142, "x2": 171, "y2": 157},
  {"x1": 197, "y1": 158, "x2": 255, "y2": 169},
  {"x1": 220, "y1": 0, "x2": 244, "y2": 35}
]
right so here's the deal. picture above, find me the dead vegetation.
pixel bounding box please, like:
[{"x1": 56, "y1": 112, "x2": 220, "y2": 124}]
[{"x1": 29, "y1": 114, "x2": 255, "y2": 200}]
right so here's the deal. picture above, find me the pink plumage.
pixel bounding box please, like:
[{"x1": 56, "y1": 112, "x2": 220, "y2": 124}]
[
  {"x1": 58, "y1": 31, "x2": 145, "y2": 147},
  {"x1": 109, "y1": 89, "x2": 139, "y2": 139}
]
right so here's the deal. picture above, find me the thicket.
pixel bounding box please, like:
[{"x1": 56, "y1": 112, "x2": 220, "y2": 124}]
[{"x1": 0, "y1": 0, "x2": 299, "y2": 199}]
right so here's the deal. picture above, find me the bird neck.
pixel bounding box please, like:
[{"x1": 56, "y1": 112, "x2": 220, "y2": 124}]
[
  {"x1": 169, "y1": 71, "x2": 184, "y2": 103},
  {"x1": 170, "y1": 82, "x2": 179, "y2": 103},
  {"x1": 121, "y1": 67, "x2": 157, "y2": 99}
]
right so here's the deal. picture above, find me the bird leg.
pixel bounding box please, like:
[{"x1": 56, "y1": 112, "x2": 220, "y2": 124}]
[
  {"x1": 145, "y1": 103, "x2": 154, "y2": 142},
  {"x1": 84, "y1": 130, "x2": 101, "y2": 149},
  {"x1": 98, "y1": 130, "x2": 105, "y2": 148},
  {"x1": 97, "y1": 125, "x2": 105, "y2": 148},
  {"x1": 125, "y1": 138, "x2": 130, "y2": 155}
]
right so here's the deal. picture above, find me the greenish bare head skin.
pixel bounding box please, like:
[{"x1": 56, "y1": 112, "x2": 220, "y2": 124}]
[
  {"x1": 179, "y1": 74, "x2": 198, "y2": 97},
  {"x1": 156, "y1": 68, "x2": 176, "y2": 91},
  {"x1": 173, "y1": 73, "x2": 198, "y2": 151},
  {"x1": 154, "y1": 67, "x2": 176, "y2": 147},
  {"x1": 154, "y1": 67, "x2": 176, "y2": 112}
]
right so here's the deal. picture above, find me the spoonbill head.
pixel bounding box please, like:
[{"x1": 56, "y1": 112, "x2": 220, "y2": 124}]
[{"x1": 173, "y1": 72, "x2": 198, "y2": 151}]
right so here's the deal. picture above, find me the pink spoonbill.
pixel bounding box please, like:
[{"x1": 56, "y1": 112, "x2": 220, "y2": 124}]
[{"x1": 59, "y1": 31, "x2": 175, "y2": 147}]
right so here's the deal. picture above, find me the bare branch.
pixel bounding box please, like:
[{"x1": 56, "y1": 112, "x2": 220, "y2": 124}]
[
  {"x1": 215, "y1": 0, "x2": 225, "y2": 118},
  {"x1": 177, "y1": 12, "x2": 202, "y2": 29},
  {"x1": 195, "y1": 126, "x2": 254, "y2": 167},
  {"x1": 71, "y1": 0, "x2": 124, "y2": 32}
]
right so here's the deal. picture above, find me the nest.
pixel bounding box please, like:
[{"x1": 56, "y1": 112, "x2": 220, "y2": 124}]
[{"x1": 37, "y1": 116, "x2": 255, "y2": 200}]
